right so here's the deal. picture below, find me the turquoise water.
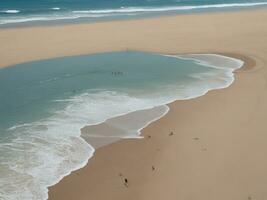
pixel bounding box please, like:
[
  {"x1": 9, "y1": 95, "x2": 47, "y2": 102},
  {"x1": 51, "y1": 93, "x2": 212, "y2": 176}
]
[
  {"x1": 0, "y1": 52, "x2": 211, "y2": 129},
  {"x1": 0, "y1": 0, "x2": 267, "y2": 26},
  {"x1": 0, "y1": 51, "x2": 242, "y2": 199}
]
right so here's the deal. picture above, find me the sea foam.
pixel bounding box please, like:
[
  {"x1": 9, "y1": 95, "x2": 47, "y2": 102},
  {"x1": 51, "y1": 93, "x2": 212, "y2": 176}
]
[
  {"x1": 51, "y1": 7, "x2": 61, "y2": 10},
  {"x1": 0, "y1": 10, "x2": 20, "y2": 14},
  {"x1": 72, "y1": 2, "x2": 267, "y2": 14}
]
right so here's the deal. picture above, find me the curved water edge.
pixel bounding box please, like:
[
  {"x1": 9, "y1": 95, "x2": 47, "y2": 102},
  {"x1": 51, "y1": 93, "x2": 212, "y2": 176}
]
[
  {"x1": 81, "y1": 105, "x2": 170, "y2": 149},
  {"x1": 0, "y1": 52, "x2": 244, "y2": 200},
  {"x1": 54, "y1": 53, "x2": 244, "y2": 199},
  {"x1": 67, "y1": 54, "x2": 244, "y2": 197},
  {"x1": 80, "y1": 53, "x2": 244, "y2": 145}
]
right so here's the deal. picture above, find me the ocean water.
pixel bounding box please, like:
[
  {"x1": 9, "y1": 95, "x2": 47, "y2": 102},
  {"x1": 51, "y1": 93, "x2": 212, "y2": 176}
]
[
  {"x1": 0, "y1": 0, "x2": 267, "y2": 26},
  {"x1": 0, "y1": 51, "x2": 243, "y2": 200}
]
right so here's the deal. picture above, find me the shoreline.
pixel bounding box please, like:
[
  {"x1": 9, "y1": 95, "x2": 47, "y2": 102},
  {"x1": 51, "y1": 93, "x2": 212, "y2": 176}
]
[
  {"x1": 49, "y1": 53, "x2": 266, "y2": 200},
  {"x1": 0, "y1": 8, "x2": 267, "y2": 200},
  {"x1": 49, "y1": 52, "x2": 247, "y2": 196},
  {"x1": 81, "y1": 105, "x2": 170, "y2": 148},
  {"x1": 79, "y1": 52, "x2": 244, "y2": 153},
  {"x1": 49, "y1": 53, "x2": 261, "y2": 200}
]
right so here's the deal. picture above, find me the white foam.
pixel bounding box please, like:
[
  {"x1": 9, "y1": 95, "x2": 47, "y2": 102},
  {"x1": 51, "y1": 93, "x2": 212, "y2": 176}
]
[
  {"x1": 0, "y1": 91, "x2": 172, "y2": 200},
  {"x1": 0, "y1": 10, "x2": 20, "y2": 14},
  {"x1": 51, "y1": 7, "x2": 60, "y2": 10},
  {"x1": 0, "y1": 13, "x2": 111, "y2": 25},
  {"x1": 177, "y1": 54, "x2": 243, "y2": 92},
  {"x1": 72, "y1": 2, "x2": 267, "y2": 14},
  {"x1": 177, "y1": 54, "x2": 244, "y2": 70}
]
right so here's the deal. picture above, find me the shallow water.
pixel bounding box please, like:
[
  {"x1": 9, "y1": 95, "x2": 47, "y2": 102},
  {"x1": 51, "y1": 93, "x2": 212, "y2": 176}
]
[
  {"x1": 81, "y1": 105, "x2": 169, "y2": 148},
  {"x1": 0, "y1": 51, "x2": 243, "y2": 200}
]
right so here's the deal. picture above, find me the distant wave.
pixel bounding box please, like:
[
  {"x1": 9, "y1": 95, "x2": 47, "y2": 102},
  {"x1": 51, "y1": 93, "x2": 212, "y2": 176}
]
[
  {"x1": 72, "y1": 2, "x2": 267, "y2": 14},
  {"x1": 0, "y1": 2, "x2": 267, "y2": 26},
  {"x1": 0, "y1": 10, "x2": 20, "y2": 14},
  {"x1": 0, "y1": 14, "x2": 110, "y2": 25},
  {"x1": 51, "y1": 7, "x2": 61, "y2": 10}
]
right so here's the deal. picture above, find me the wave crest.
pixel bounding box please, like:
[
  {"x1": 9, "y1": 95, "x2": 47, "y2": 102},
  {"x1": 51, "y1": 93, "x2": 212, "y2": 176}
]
[
  {"x1": 0, "y1": 10, "x2": 20, "y2": 14},
  {"x1": 72, "y1": 2, "x2": 267, "y2": 14}
]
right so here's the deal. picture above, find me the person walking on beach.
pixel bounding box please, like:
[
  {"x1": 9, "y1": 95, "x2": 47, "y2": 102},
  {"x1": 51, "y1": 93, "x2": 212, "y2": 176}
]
[{"x1": 124, "y1": 178, "x2": 129, "y2": 187}]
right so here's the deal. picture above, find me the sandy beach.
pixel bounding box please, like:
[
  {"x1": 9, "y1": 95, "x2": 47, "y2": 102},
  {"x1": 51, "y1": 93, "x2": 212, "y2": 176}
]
[{"x1": 1, "y1": 9, "x2": 267, "y2": 200}]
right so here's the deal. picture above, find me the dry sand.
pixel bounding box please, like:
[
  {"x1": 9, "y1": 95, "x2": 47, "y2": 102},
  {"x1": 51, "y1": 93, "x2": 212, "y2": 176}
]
[{"x1": 0, "y1": 9, "x2": 267, "y2": 200}]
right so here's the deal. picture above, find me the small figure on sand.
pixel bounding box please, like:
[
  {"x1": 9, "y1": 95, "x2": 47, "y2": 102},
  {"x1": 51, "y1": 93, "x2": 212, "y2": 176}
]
[
  {"x1": 152, "y1": 166, "x2": 155, "y2": 171},
  {"x1": 169, "y1": 131, "x2": 174, "y2": 136},
  {"x1": 147, "y1": 135, "x2": 151, "y2": 139},
  {"x1": 124, "y1": 178, "x2": 129, "y2": 187}
]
